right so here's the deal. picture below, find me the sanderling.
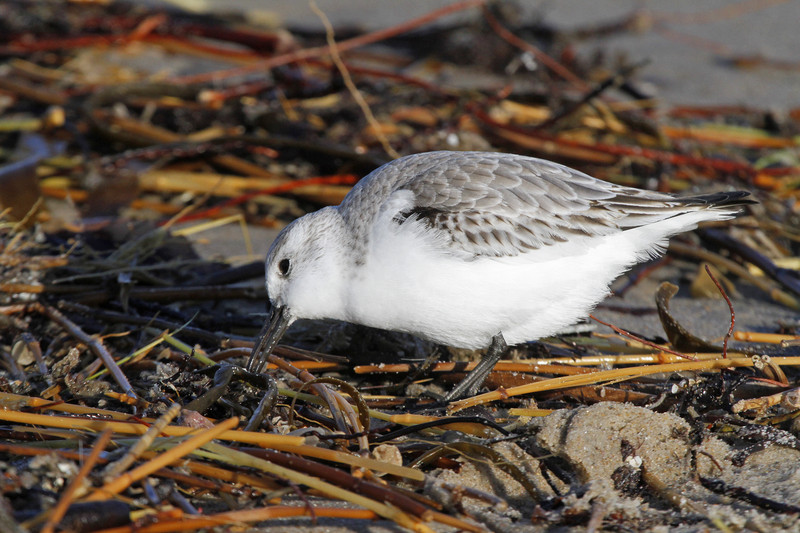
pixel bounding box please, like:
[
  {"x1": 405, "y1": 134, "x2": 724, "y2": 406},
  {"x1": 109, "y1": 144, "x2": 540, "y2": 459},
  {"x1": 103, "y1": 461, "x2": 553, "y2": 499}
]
[{"x1": 247, "y1": 151, "x2": 753, "y2": 400}]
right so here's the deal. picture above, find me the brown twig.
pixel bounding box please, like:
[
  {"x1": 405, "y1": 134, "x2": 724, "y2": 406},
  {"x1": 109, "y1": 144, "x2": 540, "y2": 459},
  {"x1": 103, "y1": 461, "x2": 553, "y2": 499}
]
[
  {"x1": 102, "y1": 403, "x2": 182, "y2": 482},
  {"x1": 668, "y1": 241, "x2": 799, "y2": 310},
  {"x1": 471, "y1": 106, "x2": 800, "y2": 177},
  {"x1": 240, "y1": 447, "x2": 434, "y2": 520},
  {"x1": 357, "y1": 360, "x2": 596, "y2": 376},
  {"x1": 85, "y1": 417, "x2": 239, "y2": 501},
  {"x1": 704, "y1": 264, "x2": 735, "y2": 359},
  {"x1": 31, "y1": 303, "x2": 138, "y2": 399},
  {"x1": 589, "y1": 314, "x2": 696, "y2": 361},
  {"x1": 0, "y1": 442, "x2": 247, "y2": 495},
  {"x1": 700, "y1": 228, "x2": 800, "y2": 298},
  {"x1": 535, "y1": 60, "x2": 649, "y2": 130},
  {"x1": 448, "y1": 357, "x2": 800, "y2": 412},
  {"x1": 310, "y1": 0, "x2": 400, "y2": 160},
  {"x1": 481, "y1": 5, "x2": 589, "y2": 90},
  {"x1": 39, "y1": 428, "x2": 114, "y2": 533},
  {"x1": 174, "y1": 0, "x2": 487, "y2": 85},
  {"x1": 93, "y1": 507, "x2": 380, "y2": 533},
  {"x1": 201, "y1": 441, "x2": 435, "y2": 531},
  {"x1": 170, "y1": 174, "x2": 359, "y2": 224},
  {"x1": 0, "y1": 409, "x2": 306, "y2": 448},
  {"x1": 262, "y1": 352, "x2": 355, "y2": 434},
  {"x1": 0, "y1": 76, "x2": 68, "y2": 105}
]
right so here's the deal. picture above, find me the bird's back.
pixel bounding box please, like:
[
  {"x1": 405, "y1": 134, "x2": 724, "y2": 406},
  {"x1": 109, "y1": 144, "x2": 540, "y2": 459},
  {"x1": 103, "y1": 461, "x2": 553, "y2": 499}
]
[{"x1": 337, "y1": 151, "x2": 752, "y2": 259}]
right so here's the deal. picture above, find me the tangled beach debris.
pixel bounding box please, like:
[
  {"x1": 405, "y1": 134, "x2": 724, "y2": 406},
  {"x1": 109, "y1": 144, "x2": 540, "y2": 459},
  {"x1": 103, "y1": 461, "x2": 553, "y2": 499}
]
[{"x1": 1, "y1": 1, "x2": 800, "y2": 531}]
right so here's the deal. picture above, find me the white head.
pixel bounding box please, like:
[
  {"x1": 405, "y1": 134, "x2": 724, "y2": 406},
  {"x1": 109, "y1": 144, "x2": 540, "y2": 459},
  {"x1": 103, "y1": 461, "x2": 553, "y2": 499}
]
[
  {"x1": 265, "y1": 206, "x2": 349, "y2": 322},
  {"x1": 247, "y1": 206, "x2": 348, "y2": 373}
]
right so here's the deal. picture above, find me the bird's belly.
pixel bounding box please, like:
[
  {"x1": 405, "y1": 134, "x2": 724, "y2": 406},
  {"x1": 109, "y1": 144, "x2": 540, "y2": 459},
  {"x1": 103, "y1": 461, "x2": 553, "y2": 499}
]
[{"x1": 345, "y1": 233, "x2": 638, "y2": 349}]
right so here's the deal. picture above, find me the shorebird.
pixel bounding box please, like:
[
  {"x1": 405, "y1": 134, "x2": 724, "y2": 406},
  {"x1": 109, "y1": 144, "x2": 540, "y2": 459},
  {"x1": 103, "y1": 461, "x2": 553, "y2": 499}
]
[{"x1": 247, "y1": 151, "x2": 752, "y2": 400}]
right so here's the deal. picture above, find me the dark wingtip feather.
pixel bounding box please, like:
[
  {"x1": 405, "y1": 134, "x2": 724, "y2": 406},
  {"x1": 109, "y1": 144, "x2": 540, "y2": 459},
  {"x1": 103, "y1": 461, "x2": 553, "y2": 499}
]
[{"x1": 684, "y1": 190, "x2": 756, "y2": 207}]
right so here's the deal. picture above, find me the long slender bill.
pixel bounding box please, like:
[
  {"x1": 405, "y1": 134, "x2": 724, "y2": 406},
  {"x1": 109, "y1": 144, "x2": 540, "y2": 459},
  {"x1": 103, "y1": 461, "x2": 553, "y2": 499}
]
[{"x1": 247, "y1": 305, "x2": 292, "y2": 373}]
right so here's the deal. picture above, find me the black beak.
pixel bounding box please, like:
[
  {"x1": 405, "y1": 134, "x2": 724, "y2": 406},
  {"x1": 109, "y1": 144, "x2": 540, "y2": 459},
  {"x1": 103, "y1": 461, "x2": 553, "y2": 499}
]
[{"x1": 247, "y1": 305, "x2": 291, "y2": 373}]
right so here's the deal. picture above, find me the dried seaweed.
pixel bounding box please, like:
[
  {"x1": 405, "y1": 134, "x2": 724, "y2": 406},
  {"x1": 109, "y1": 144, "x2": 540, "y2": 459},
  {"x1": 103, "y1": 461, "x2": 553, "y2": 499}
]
[{"x1": 1, "y1": 1, "x2": 800, "y2": 532}]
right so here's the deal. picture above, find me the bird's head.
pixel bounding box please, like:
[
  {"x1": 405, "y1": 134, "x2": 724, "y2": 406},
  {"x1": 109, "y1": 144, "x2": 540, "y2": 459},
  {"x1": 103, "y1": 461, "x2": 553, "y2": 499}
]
[{"x1": 247, "y1": 207, "x2": 347, "y2": 373}]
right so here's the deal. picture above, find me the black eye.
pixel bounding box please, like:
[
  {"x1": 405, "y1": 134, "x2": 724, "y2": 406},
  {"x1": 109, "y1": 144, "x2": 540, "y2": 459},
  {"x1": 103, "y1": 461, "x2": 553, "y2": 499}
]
[{"x1": 278, "y1": 258, "x2": 291, "y2": 276}]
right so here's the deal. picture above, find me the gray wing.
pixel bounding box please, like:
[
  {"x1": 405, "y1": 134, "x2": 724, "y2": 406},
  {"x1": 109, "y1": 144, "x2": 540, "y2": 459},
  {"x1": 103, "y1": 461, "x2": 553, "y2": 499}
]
[{"x1": 339, "y1": 151, "x2": 746, "y2": 258}]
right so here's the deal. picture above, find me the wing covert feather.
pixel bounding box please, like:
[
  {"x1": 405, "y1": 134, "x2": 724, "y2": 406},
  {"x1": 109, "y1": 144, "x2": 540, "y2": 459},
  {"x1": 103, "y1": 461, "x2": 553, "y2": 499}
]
[{"x1": 338, "y1": 151, "x2": 746, "y2": 258}]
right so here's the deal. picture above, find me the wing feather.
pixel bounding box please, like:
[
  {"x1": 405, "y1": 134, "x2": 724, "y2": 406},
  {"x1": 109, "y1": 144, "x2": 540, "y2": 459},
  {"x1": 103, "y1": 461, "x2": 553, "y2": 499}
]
[{"x1": 338, "y1": 151, "x2": 751, "y2": 258}]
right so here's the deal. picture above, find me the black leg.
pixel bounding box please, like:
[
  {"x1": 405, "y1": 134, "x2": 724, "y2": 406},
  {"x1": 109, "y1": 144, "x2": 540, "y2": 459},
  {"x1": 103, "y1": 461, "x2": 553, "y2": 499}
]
[{"x1": 444, "y1": 333, "x2": 508, "y2": 401}]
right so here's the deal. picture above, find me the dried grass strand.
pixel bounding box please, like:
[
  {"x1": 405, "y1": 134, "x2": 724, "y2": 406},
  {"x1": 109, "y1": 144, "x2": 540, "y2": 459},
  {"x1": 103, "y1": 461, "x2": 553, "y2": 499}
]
[
  {"x1": 310, "y1": 0, "x2": 400, "y2": 160},
  {"x1": 85, "y1": 417, "x2": 239, "y2": 501},
  {"x1": 39, "y1": 428, "x2": 113, "y2": 533},
  {"x1": 448, "y1": 356, "x2": 800, "y2": 412}
]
